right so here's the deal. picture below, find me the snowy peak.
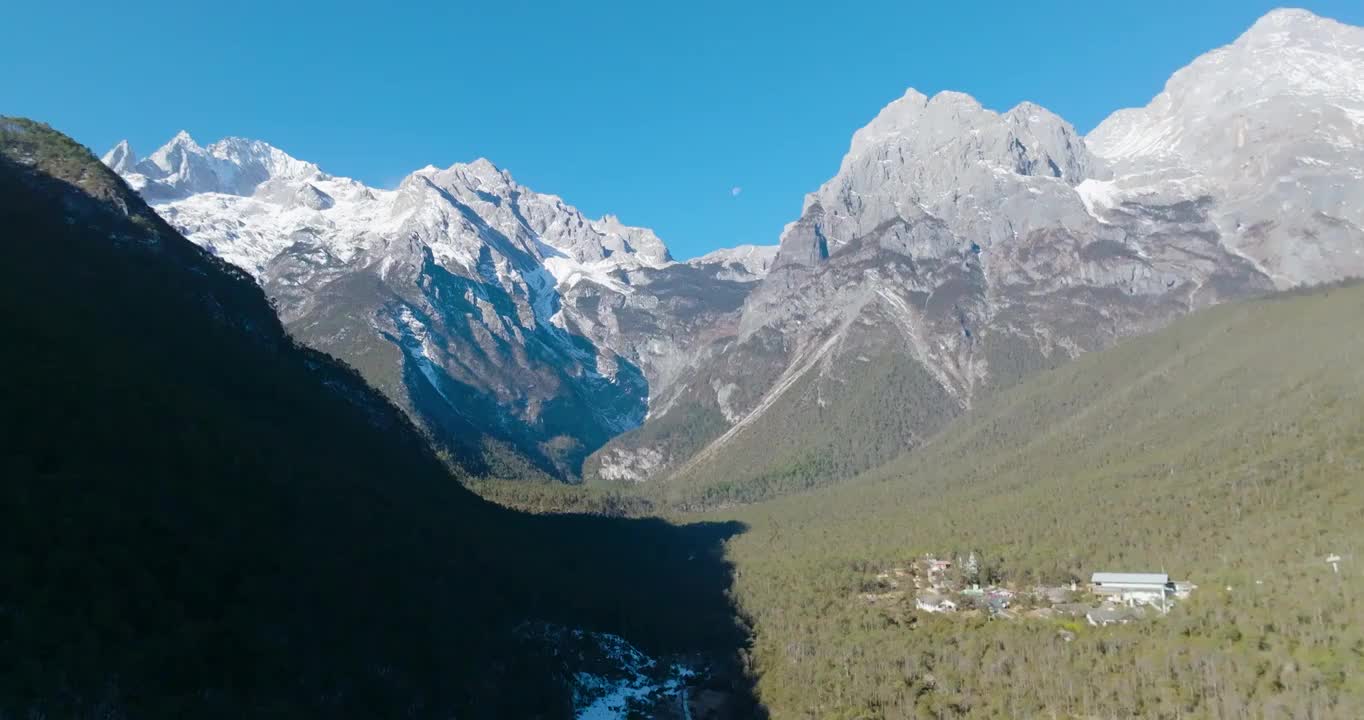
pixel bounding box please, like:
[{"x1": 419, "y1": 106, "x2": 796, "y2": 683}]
[
  {"x1": 1244, "y1": 7, "x2": 1356, "y2": 41},
  {"x1": 841, "y1": 89, "x2": 1090, "y2": 183},
  {"x1": 397, "y1": 159, "x2": 673, "y2": 271},
  {"x1": 778, "y1": 6, "x2": 1364, "y2": 284},
  {"x1": 106, "y1": 132, "x2": 323, "y2": 201},
  {"x1": 100, "y1": 140, "x2": 137, "y2": 174},
  {"x1": 416, "y1": 157, "x2": 514, "y2": 195},
  {"x1": 132, "y1": 131, "x2": 213, "y2": 198},
  {"x1": 105, "y1": 131, "x2": 679, "y2": 289},
  {"x1": 454, "y1": 157, "x2": 509, "y2": 185},
  {"x1": 775, "y1": 87, "x2": 1096, "y2": 268},
  {"x1": 207, "y1": 137, "x2": 323, "y2": 184},
  {"x1": 145, "y1": 130, "x2": 202, "y2": 174},
  {"x1": 99, "y1": 128, "x2": 766, "y2": 478},
  {"x1": 1081, "y1": 7, "x2": 1364, "y2": 288},
  {"x1": 1088, "y1": 8, "x2": 1364, "y2": 164}
]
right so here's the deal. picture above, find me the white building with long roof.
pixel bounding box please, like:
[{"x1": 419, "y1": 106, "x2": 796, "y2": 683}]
[{"x1": 1090, "y1": 572, "x2": 1173, "y2": 611}]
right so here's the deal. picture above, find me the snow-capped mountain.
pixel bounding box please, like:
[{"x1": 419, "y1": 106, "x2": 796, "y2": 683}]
[
  {"x1": 590, "y1": 8, "x2": 1364, "y2": 497},
  {"x1": 104, "y1": 133, "x2": 763, "y2": 476},
  {"x1": 104, "y1": 131, "x2": 322, "y2": 202},
  {"x1": 104, "y1": 8, "x2": 1364, "y2": 492},
  {"x1": 1086, "y1": 7, "x2": 1364, "y2": 287}
]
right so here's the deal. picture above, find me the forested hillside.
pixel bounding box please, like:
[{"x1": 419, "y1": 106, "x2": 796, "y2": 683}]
[
  {"x1": 0, "y1": 119, "x2": 759, "y2": 718},
  {"x1": 715, "y1": 281, "x2": 1364, "y2": 718}
]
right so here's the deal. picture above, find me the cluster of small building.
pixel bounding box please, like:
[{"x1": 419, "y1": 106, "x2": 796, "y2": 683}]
[
  {"x1": 913, "y1": 554, "x2": 1018, "y2": 616},
  {"x1": 866, "y1": 554, "x2": 1196, "y2": 627}
]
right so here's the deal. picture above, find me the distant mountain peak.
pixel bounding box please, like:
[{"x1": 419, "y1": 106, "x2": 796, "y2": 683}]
[
  {"x1": 928, "y1": 89, "x2": 983, "y2": 108},
  {"x1": 100, "y1": 126, "x2": 766, "y2": 476},
  {"x1": 441, "y1": 157, "x2": 511, "y2": 188},
  {"x1": 688, "y1": 244, "x2": 779, "y2": 280},
  {"x1": 100, "y1": 139, "x2": 137, "y2": 174},
  {"x1": 841, "y1": 87, "x2": 1089, "y2": 183},
  {"x1": 1004, "y1": 101, "x2": 1069, "y2": 129},
  {"x1": 1089, "y1": 7, "x2": 1364, "y2": 165},
  {"x1": 461, "y1": 157, "x2": 503, "y2": 174},
  {"x1": 145, "y1": 130, "x2": 204, "y2": 169},
  {"x1": 107, "y1": 131, "x2": 323, "y2": 201},
  {"x1": 1248, "y1": 6, "x2": 1339, "y2": 34},
  {"x1": 776, "y1": 85, "x2": 1094, "y2": 268}
]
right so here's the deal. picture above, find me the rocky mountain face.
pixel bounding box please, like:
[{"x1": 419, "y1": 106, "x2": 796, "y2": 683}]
[
  {"x1": 589, "y1": 8, "x2": 1364, "y2": 502},
  {"x1": 1086, "y1": 7, "x2": 1364, "y2": 287},
  {"x1": 104, "y1": 135, "x2": 773, "y2": 476}
]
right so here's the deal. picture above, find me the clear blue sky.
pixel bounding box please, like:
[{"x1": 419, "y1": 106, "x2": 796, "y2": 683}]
[{"x1": 4, "y1": 1, "x2": 1361, "y2": 259}]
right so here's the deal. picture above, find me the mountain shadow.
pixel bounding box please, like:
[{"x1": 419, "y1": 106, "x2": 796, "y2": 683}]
[
  {"x1": 0, "y1": 117, "x2": 762, "y2": 718},
  {"x1": 496, "y1": 515, "x2": 765, "y2": 719}
]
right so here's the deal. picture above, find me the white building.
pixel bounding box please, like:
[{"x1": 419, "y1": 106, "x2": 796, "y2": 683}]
[{"x1": 1090, "y1": 572, "x2": 1173, "y2": 612}]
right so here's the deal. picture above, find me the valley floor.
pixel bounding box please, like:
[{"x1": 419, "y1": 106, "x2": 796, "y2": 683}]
[{"x1": 483, "y1": 282, "x2": 1364, "y2": 719}]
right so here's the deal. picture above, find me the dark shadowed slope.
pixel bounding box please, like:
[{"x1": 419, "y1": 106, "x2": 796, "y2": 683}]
[{"x1": 0, "y1": 118, "x2": 762, "y2": 719}]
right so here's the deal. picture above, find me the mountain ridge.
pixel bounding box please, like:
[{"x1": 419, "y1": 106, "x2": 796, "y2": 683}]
[
  {"x1": 590, "y1": 7, "x2": 1363, "y2": 500},
  {"x1": 104, "y1": 131, "x2": 770, "y2": 477},
  {"x1": 99, "y1": 7, "x2": 1364, "y2": 494}
]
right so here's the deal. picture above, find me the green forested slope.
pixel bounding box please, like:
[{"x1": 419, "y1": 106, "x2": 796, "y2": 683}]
[
  {"x1": 0, "y1": 119, "x2": 757, "y2": 718},
  {"x1": 716, "y1": 282, "x2": 1364, "y2": 718}
]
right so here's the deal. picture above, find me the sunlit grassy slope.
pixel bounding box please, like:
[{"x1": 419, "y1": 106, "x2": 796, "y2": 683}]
[{"x1": 716, "y1": 281, "x2": 1364, "y2": 718}]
